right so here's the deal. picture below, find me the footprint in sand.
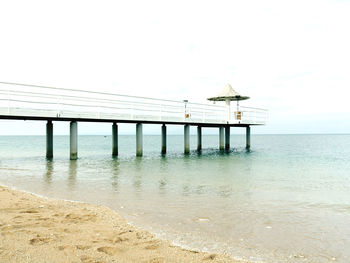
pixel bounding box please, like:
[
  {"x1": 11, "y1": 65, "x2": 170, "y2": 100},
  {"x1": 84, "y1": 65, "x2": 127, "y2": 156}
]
[
  {"x1": 143, "y1": 241, "x2": 159, "y2": 250},
  {"x1": 64, "y1": 213, "x2": 97, "y2": 223},
  {"x1": 144, "y1": 243, "x2": 159, "y2": 250},
  {"x1": 75, "y1": 245, "x2": 91, "y2": 250},
  {"x1": 97, "y1": 246, "x2": 121, "y2": 256},
  {"x1": 57, "y1": 245, "x2": 72, "y2": 251},
  {"x1": 104, "y1": 236, "x2": 128, "y2": 244},
  {"x1": 29, "y1": 235, "x2": 53, "y2": 245},
  {"x1": 203, "y1": 254, "x2": 217, "y2": 260},
  {"x1": 80, "y1": 255, "x2": 103, "y2": 263},
  {"x1": 36, "y1": 217, "x2": 51, "y2": 221},
  {"x1": 21, "y1": 209, "x2": 39, "y2": 214}
]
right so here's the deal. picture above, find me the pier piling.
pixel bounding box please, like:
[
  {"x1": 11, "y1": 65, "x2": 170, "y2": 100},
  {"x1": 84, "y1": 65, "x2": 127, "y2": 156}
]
[
  {"x1": 70, "y1": 121, "x2": 78, "y2": 160},
  {"x1": 46, "y1": 120, "x2": 53, "y2": 158},
  {"x1": 112, "y1": 122, "x2": 118, "y2": 157},
  {"x1": 184, "y1": 124, "x2": 190, "y2": 154},
  {"x1": 136, "y1": 123, "x2": 143, "y2": 157},
  {"x1": 197, "y1": 126, "x2": 202, "y2": 152},
  {"x1": 225, "y1": 126, "x2": 230, "y2": 151},
  {"x1": 161, "y1": 124, "x2": 167, "y2": 155},
  {"x1": 219, "y1": 126, "x2": 224, "y2": 151},
  {"x1": 246, "y1": 126, "x2": 251, "y2": 150}
]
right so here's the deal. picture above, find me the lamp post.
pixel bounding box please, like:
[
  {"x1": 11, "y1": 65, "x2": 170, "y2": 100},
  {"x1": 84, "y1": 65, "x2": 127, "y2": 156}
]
[{"x1": 183, "y1": 99, "x2": 189, "y2": 119}]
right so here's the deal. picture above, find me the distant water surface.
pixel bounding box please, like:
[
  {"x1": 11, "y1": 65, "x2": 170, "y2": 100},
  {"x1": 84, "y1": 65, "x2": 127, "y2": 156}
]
[{"x1": 1, "y1": 134, "x2": 350, "y2": 262}]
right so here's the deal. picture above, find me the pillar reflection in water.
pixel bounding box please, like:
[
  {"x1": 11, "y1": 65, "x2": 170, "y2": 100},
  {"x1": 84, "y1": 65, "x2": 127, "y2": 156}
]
[
  {"x1": 181, "y1": 155, "x2": 191, "y2": 197},
  {"x1": 44, "y1": 160, "x2": 53, "y2": 184},
  {"x1": 68, "y1": 160, "x2": 77, "y2": 189},
  {"x1": 110, "y1": 159, "x2": 119, "y2": 192},
  {"x1": 133, "y1": 158, "x2": 143, "y2": 192},
  {"x1": 158, "y1": 157, "x2": 169, "y2": 195}
]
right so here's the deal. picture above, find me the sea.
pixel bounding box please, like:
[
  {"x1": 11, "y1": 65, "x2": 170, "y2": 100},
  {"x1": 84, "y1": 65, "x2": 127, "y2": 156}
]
[{"x1": 0, "y1": 134, "x2": 349, "y2": 263}]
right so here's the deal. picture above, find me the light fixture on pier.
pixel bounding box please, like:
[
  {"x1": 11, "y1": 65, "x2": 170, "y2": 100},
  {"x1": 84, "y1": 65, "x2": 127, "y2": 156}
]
[
  {"x1": 183, "y1": 100, "x2": 190, "y2": 118},
  {"x1": 207, "y1": 84, "x2": 250, "y2": 123}
]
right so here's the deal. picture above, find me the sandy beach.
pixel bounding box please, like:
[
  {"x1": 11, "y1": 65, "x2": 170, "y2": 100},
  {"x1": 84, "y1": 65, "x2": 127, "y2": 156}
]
[{"x1": 0, "y1": 185, "x2": 240, "y2": 263}]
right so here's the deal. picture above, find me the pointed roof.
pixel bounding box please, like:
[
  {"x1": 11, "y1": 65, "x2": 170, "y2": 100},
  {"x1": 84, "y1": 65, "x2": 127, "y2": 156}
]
[{"x1": 207, "y1": 84, "x2": 250, "y2": 101}]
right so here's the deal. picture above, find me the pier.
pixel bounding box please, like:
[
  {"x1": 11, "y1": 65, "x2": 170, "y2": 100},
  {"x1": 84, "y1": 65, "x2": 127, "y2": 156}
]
[{"x1": 0, "y1": 82, "x2": 268, "y2": 159}]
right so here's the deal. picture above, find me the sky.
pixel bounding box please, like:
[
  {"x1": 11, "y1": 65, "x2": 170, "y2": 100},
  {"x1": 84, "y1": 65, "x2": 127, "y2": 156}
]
[{"x1": 1, "y1": 0, "x2": 350, "y2": 135}]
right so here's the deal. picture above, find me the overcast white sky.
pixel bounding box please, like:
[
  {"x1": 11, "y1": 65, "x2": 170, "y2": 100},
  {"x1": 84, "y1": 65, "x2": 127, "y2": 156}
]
[{"x1": 1, "y1": 0, "x2": 350, "y2": 135}]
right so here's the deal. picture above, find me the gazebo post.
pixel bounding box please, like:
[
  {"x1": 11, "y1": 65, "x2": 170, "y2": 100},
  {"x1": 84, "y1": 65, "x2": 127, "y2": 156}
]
[{"x1": 225, "y1": 98, "x2": 231, "y2": 123}]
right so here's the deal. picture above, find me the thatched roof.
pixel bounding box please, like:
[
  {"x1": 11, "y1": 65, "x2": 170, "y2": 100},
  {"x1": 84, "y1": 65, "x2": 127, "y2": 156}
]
[{"x1": 207, "y1": 84, "x2": 250, "y2": 101}]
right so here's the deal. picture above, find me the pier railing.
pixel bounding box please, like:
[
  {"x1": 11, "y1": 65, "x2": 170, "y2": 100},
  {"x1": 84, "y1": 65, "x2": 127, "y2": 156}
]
[{"x1": 0, "y1": 82, "x2": 268, "y2": 125}]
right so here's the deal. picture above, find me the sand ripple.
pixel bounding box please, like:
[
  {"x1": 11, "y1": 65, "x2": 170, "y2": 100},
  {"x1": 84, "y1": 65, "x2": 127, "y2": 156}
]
[{"x1": 0, "y1": 186, "x2": 240, "y2": 263}]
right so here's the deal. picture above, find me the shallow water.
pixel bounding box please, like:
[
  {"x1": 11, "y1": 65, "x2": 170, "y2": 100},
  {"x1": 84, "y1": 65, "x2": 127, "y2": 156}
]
[{"x1": 0, "y1": 134, "x2": 350, "y2": 262}]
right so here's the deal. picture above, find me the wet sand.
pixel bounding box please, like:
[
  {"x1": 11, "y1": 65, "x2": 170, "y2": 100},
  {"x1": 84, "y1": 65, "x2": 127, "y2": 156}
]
[{"x1": 0, "y1": 185, "x2": 240, "y2": 263}]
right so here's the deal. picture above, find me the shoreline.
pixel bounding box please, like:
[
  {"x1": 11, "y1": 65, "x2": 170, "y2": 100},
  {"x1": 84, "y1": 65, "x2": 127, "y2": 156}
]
[{"x1": 0, "y1": 185, "x2": 242, "y2": 263}]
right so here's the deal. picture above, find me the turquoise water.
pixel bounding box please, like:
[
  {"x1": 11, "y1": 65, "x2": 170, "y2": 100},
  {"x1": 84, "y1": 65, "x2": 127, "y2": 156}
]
[{"x1": 1, "y1": 134, "x2": 350, "y2": 262}]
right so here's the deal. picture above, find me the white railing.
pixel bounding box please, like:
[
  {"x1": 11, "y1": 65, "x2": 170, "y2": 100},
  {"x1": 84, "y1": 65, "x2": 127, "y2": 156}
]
[{"x1": 0, "y1": 82, "x2": 268, "y2": 125}]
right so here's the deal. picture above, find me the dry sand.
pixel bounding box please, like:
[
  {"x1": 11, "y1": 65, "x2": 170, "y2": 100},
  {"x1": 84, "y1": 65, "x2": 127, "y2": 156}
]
[{"x1": 0, "y1": 185, "x2": 241, "y2": 263}]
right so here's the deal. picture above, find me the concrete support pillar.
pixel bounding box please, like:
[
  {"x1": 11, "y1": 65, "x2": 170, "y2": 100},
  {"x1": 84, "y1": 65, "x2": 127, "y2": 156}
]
[
  {"x1": 70, "y1": 121, "x2": 78, "y2": 160},
  {"x1": 219, "y1": 126, "x2": 224, "y2": 151},
  {"x1": 136, "y1": 123, "x2": 143, "y2": 157},
  {"x1": 225, "y1": 125, "x2": 230, "y2": 151},
  {"x1": 197, "y1": 126, "x2": 202, "y2": 152},
  {"x1": 46, "y1": 120, "x2": 53, "y2": 159},
  {"x1": 246, "y1": 126, "x2": 251, "y2": 150},
  {"x1": 184, "y1": 124, "x2": 190, "y2": 154},
  {"x1": 161, "y1": 124, "x2": 166, "y2": 155},
  {"x1": 112, "y1": 122, "x2": 118, "y2": 157}
]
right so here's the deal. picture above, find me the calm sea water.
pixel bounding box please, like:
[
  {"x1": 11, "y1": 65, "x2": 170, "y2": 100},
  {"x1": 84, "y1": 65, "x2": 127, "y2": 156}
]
[{"x1": 0, "y1": 134, "x2": 350, "y2": 262}]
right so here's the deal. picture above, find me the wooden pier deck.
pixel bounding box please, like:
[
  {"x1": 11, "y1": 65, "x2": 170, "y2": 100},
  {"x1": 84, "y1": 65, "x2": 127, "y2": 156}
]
[{"x1": 0, "y1": 82, "x2": 268, "y2": 158}]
